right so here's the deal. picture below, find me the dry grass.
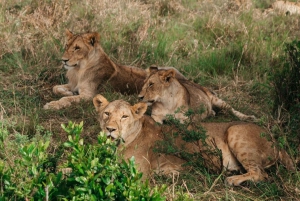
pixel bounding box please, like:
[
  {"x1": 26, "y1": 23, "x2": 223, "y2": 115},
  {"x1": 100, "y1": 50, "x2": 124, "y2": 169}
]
[{"x1": 0, "y1": 0, "x2": 300, "y2": 200}]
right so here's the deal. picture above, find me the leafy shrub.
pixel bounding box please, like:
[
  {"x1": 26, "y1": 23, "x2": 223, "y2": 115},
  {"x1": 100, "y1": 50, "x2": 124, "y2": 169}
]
[
  {"x1": 272, "y1": 40, "x2": 300, "y2": 149},
  {"x1": 154, "y1": 109, "x2": 222, "y2": 174},
  {"x1": 273, "y1": 40, "x2": 300, "y2": 113},
  {"x1": 0, "y1": 121, "x2": 166, "y2": 200}
]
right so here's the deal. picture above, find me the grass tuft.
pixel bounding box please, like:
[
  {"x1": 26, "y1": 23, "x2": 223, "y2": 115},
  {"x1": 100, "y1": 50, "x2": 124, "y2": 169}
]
[{"x1": 0, "y1": 0, "x2": 299, "y2": 199}]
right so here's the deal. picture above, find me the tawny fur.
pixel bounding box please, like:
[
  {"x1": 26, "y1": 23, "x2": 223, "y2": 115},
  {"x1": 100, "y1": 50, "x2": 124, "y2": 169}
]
[
  {"x1": 43, "y1": 30, "x2": 185, "y2": 110},
  {"x1": 93, "y1": 94, "x2": 295, "y2": 186},
  {"x1": 138, "y1": 67, "x2": 256, "y2": 123},
  {"x1": 271, "y1": 1, "x2": 300, "y2": 15}
]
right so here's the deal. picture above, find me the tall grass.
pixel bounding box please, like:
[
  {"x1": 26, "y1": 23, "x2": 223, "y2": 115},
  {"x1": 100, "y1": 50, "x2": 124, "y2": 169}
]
[{"x1": 0, "y1": 0, "x2": 299, "y2": 199}]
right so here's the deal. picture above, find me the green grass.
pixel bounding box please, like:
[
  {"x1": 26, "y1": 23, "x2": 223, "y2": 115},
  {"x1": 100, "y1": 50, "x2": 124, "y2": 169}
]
[{"x1": 0, "y1": 0, "x2": 299, "y2": 200}]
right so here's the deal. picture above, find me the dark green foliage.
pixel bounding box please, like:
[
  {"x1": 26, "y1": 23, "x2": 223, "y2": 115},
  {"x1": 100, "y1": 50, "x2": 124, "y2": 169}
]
[
  {"x1": 273, "y1": 40, "x2": 300, "y2": 113},
  {"x1": 272, "y1": 40, "x2": 300, "y2": 148},
  {"x1": 153, "y1": 110, "x2": 222, "y2": 174},
  {"x1": 0, "y1": 121, "x2": 166, "y2": 200}
]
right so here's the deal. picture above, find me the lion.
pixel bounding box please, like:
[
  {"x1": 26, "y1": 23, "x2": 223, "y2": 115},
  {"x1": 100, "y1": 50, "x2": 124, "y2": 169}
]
[
  {"x1": 138, "y1": 66, "x2": 256, "y2": 123},
  {"x1": 270, "y1": 1, "x2": 300, "y2": 15},
  {"x1": 43, "y1": 30, "x2": 186, "y2": 110},
  {"x1": 93, "y1": 94, "x2": 295, "y2": 186}
]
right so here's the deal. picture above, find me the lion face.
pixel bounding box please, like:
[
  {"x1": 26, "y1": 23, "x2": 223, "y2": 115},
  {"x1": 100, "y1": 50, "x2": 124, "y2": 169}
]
[
  {"x1": 61, "y1": 29, "x2": 100, "y2": 69},
  {"x1": 93, "y1": 94, "x2": 147, "y2": 144},
  {"x1": 138, "y1": 67, "x2": 176, "y2": 105}
]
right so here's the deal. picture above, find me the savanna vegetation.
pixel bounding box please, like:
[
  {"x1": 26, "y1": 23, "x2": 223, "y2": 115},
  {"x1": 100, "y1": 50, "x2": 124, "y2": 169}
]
[{"x1": 0, "y1": 0, "x2": 299, "y2": 200}]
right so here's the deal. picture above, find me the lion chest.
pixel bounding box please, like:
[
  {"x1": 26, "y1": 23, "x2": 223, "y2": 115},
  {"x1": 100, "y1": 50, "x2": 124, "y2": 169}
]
[
  {"x1": 66, "y1": 68, "x2": 82, "y2": 90},
  {"x1": 66, "y1": 67, "x2": 99, "y2": 93},
  {"x1": 122, "y1": 125, "x2": 164, "y2": 174}
]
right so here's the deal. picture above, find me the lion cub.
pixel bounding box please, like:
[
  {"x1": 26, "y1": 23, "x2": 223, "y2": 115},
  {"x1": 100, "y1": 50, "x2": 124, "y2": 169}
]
[
  {"x1": 138, "y1": 67, "x2": 256, "y2": 123},
  {"x1": 93, "y1": 94, "x2": 294, "y2": 186}
]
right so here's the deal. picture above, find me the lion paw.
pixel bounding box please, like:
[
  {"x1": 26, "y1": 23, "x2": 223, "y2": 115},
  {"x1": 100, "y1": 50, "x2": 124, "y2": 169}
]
[
  {"x1": 44, "y1": 101, "x2": 60, "y2": 110},
  {"x1": 53, "y1": 86, "x2": 74, "y2": 96},
  {"x1": 43, "y1": 100, "x2": 71, "y2": 110},
  {"x1": 247, "y1": 115, "x2": 257, "y2": 121},
  {"x1": 226, "y1": 175, "x2": 245, "y2": 186},
  {"x1": 226, "y1": 171, "x2": 266, "y2": 186}
]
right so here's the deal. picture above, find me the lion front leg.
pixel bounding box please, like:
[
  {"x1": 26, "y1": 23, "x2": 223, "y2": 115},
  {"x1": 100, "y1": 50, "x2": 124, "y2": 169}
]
[
  {"x1": 53, "y1": 84, "x2": 74, "y2": 96},
  {"x1": 43, "y1": 95, "x2": 88, "y2": 110},
  {"x1": 153, "y1": 154, "x2": 184, "y2": 176},
  {"x1": 43, "y1": 90, "x2": 94, "y2": 110}
]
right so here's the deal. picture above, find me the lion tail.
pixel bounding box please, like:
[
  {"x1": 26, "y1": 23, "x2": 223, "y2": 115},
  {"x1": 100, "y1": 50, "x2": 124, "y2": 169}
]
[
  {"x1": 279, "y1": 149, "x2": 296, "y2": 171},
  {"x1": 203, "y1": 88, "x2": 257, "y2": 121}
]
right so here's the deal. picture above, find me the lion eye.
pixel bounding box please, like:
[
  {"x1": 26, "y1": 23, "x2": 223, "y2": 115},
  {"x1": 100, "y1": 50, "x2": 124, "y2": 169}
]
[
  {"x1": 149, "y1": 83, "x2": 153, "y2": 87},
  {"x1": 74, "y1": 46, "x2": 80, "y2": 50},
  {"x1": 122, "y1": 115, "x2": 128, "y2": 119},
  {"x1": 104, "y1": 112, "x2": 110, "y2": 116}
]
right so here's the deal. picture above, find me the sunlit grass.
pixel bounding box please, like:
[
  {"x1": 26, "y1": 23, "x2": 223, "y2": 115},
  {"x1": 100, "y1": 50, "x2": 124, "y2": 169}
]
[{"x1": 0, "y1": 0, "x2": 299, "y2": 200}]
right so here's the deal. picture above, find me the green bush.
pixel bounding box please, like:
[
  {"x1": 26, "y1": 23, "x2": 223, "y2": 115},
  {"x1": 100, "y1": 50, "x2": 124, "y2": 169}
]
[
  {"x1": 154, "y1": 110, "x2": 222, "y2": 174},
  {"x1": 0, "y1": 121, "x2": 166, "y2": 200},
  {"x1": 272, "y1": 40, "x2": 300, "y2": 149}
]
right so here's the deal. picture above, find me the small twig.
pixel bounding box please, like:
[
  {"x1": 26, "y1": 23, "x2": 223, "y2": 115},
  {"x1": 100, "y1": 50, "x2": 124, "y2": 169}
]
[
  {"x1": 204, "y1": 169, "x2": 225, "y2": 195},
  {"x1": 182, "y1": 179, "x2": 193, "y2": 199},
  {"x1": 172, "y1": 172, "x2": 179, "y2": 199},
  {"x1": 45, "y1": 185, "x2": 49, "y2": 201},
  {"x1": 234, "y1": 43, "x2": 247, "y2": 84},
  {"x1": 0, "y1": 102, "x2": 7, "y2": 121}
]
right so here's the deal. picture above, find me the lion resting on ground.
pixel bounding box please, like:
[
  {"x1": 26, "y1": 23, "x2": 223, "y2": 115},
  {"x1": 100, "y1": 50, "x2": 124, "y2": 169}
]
[
  {"x1": 138, "y1": 67, "x2": 256, "y2": 123},
  {"x1": 43, "y1": 30, "x2": 185, "y2": 110},
  {"x1": 269, "y1": 1, "x2": 300, "y2": 15},
  {"x1": 93, "y1": 94, "x2": 295, "y2": 186}
]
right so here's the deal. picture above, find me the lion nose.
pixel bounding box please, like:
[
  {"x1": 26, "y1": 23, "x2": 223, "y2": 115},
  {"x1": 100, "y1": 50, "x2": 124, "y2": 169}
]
[
  {"x1": 138, "y1": 95, "x2": 144, "y2": 100},
  {"x1": 62, "y1": 59, "x2": 69, "y2": 64},
  {"x1": 106, "y1": 127, "x2": 116, "y2": 133}
]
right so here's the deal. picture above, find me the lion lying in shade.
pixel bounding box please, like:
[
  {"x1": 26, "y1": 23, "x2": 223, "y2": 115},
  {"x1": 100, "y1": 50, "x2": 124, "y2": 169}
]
[
  {"x1": 93, "y1": 94, "x2": 295, "y2": 186},
  {"x1": 138, "y1": 67, "x2": 256, "y2": 123}
]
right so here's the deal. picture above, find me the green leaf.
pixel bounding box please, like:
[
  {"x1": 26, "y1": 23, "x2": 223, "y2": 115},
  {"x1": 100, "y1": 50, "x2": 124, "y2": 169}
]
[
  {"x1": 63, "y1": 142, "x2": 72, "y2": 147},
  {"x1": 105, "y1": 183, "x2": 114, "y2": 192},
  {"x1": 68, "y1": 135, "x2": 73, "y2": 143},
  {"x1": 75, "y1": 176, "x2": 88, "y2": 184},
  {"x1": 102, "y1": 177, "x2": 111, "y2": 185},
  {"x1": 91, "y1": 158, "x2": 99, "y2": 168}
]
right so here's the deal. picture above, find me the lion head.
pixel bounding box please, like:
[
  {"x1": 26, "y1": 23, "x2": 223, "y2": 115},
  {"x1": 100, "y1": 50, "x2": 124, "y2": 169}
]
[
  {"x1": 138, "y1": 66, "x2": 190, "y2": 123},
  {"x1": 138, "y1": 66, "x2": 177, "y2": 106},
  {"x1": 62, "y1": 29, "x2": 100, "y2": 69},
  {"x1": 93, "y1": 94, "x2": 148, "y2": 145}
]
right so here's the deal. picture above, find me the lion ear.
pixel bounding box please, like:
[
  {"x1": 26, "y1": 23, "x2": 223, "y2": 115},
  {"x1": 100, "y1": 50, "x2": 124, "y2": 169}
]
[
  {"x1": 93, "y1": 94, "x2": 109, "y2": 112},
  {"x1": 65, "y1": 29, "x2": 74, "y2": 39},
  {"x1": 146, "y1": 65, "x2": 159, "y2": 77},
  {"x1": 85, "y1": 32, "x2": 100, "y2": 46},
  {"x1": 160, "y1": 69, "x2": 175, "y2": 84},
  {"x1": 131, "y1": 102, "x2": 148, "y2": 120}
]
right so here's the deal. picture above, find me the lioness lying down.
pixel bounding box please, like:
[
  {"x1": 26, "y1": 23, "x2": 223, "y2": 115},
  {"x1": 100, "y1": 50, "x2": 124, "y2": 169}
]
[
  {"x1": 139, "y1": 67, "x2": 256, "y2": 123},
  {"x1": 93, "y1": 94, "x2": 295, "y2": 186},
  {"x1": 43, "y1": 30, "x2": 185, "y2": 110}
]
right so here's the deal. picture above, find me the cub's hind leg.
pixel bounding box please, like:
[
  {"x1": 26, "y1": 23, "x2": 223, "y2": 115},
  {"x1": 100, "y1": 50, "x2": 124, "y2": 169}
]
[
  {"x1": 224, "y1": 124, "x2": 277, "y2": 186},
  {"x1": 210, "y1": 95, "x2": 256, "y2": 121},
  {"x1": 225, "y1": 159, "x2": 268, "y2": 186}
]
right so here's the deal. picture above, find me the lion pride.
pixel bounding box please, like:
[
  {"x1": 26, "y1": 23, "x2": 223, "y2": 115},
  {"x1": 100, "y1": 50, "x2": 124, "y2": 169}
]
[
  {"x1": 93, "y1": 94, "x2": 295, "y2": 186},
  {"x1": 43, "y1": 30, "x2": 185, "y2": 110},
  {"x1": 138, "y1": 67, "x2": 256, "y2": 123}
]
